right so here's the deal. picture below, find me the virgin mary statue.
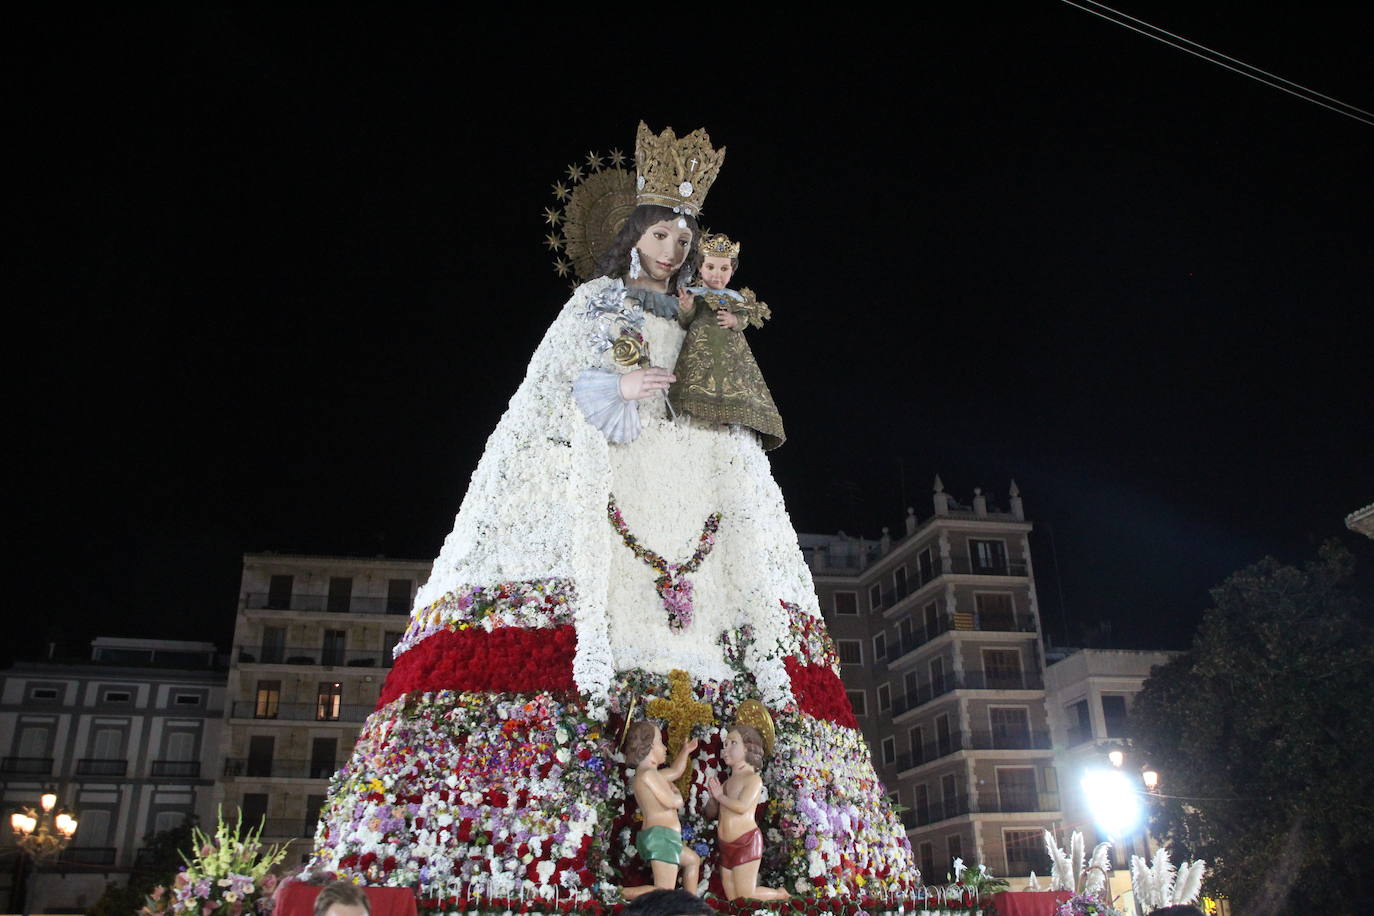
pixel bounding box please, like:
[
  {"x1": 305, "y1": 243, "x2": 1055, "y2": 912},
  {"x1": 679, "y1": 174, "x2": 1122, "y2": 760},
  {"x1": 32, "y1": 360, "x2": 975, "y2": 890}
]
[{"x1": 308, "y1": 123, "x2": 916, "y2": 904}]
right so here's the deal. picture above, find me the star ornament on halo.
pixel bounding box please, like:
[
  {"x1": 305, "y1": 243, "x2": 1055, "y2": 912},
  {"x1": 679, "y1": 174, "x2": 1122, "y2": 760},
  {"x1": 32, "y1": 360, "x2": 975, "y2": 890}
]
[
  {"x1": 553, "y1": 257, "x2": 573, "y2": 278},
  {"x1": 551, "y1": 181, "x2": 571, "y2": 202},
  {"x1": 585, "y1": 151, "x2": 604, "y2": 172},
  {"x1": 607, "y1": 148, "x2": 627, "y2": 168},
  {"x1": 543, "y1": 207, "x2": 562, "y2": 227},
  {"x1": 565, "y1": 163, "x2": 585, "y2": 183},
  {"x1": 544, "y1": 232, "x2": 564, "y2": 252}
]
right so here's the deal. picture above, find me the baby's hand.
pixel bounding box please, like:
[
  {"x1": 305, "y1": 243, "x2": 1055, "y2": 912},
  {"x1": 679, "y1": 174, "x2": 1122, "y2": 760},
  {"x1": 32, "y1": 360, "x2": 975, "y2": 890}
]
[
  {"x1": 684, "y1": 738, "x2": 699, "y2": 755},
  {"x1": 707, "y1": 776, "x2": 724, "y2": 800},
  {"x1": 676, "y1": 288, "x2": 694, "y2": 313},
  {"x1": 715, "y1": 309, "x2": 739, "y2": 330}
]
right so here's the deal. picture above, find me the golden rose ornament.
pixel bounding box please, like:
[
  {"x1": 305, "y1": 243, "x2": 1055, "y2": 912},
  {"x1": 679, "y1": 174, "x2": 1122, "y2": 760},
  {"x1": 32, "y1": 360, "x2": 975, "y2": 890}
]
[{"x1": 611, "y1": 331, "x2": 650, "y2": 368}]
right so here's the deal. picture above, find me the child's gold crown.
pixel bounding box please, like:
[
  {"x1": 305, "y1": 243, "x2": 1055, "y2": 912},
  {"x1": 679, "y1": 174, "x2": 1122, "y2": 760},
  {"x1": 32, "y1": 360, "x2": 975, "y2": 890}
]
[
  {"x1": 635, "y1": 122, "x2": 725, "y2": 217},
  {"x1": 699, "y1": 232, "x2": 741, "y2": 259}
]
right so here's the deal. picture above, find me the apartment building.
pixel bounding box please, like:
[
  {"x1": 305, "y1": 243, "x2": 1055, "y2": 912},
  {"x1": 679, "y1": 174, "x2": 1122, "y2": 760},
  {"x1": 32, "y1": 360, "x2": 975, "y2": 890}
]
[
  {"x1": 220, "y1": 553, "x2": 430, "y2": 863},
  {"x1": 0, "y1": 638, "x2": 226, "y2": 912},
  {"x1": 804, "y1": 477, "x2": 1061, "y2": 882}
]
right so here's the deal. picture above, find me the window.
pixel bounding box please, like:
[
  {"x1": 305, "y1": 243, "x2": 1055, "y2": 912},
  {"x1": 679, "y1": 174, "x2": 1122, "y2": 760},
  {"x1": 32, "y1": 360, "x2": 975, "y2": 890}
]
[
  {"x1": 847, "y1": 690, "x2": 867, "y2": 717},
  {"x1": 898, "y1": 615, "x2": 915, "y2": 649},
  {"x1": 970, "y1": 539, "x2": 1008, "y2": 572},
  {"x1": 908, "y1": 726, "x2": 925, "y2": 765},
  {"x1": 246, "y1": 736, "x2": 274, "y2": 778},
  {"x1": 923, "y1": 602, "x2": 941, "y2": 640},
  {"x1": 869, "y1": 583, "x2": 883, "y2": 611},
  {"x1": 919, "y1": 841, "x2": 935, "y2": 879},
  {"x1": 947, "y1": 833, "x2": 963, "y2": 870},
  {"x1": 254, "y1": 681, "x2": 281, "y2": 719},
  {"x1": 833, "y1": 592, "x2": 858, "y2": 616},
  {"x1": 316, "y1": 682, "x2": 343, "y2": 721},
  {"x1": 1066, "y1": 699, "x2": 1092, "y2": 745},
  {"x1": 174, "y1": 693, "x2": 201, "y2": 706},
  {"x1": 917, "y1": 547, "x2": 934, "y2": 584},
  {"x1": 903, "y1": 670, "x2": 919, "y2": 701},
  {"x1": 996, "y1": 767, "x2": 1038, "y2": 812},
  {"x1": 872, "y1": 631, "x2": 887, "y2": 663},
  {"x1": 837, "y1": 640, "x2": 862, "y2": 665},
  {"x1": 327, "y1": 577, "x2": 353, "y2": 613},
  {"x1": 914, "y1": 784, "x2": 930, "y2": 825},
  {"x1": 17, "y1": 725, "x2": 51, "y2": 758},
  {"x1": 881, "y1": 736, "x2": 896, "y2": 765},
  {"x1": 261, "y1": 626, "x2": 286, "y2": 664},
  {"x1": 894, "y1": 565, "x2": 909, "y2": 597},
  {"x1": 936, "y1": 714, "x2": 953, "y2": 756},
  {"x1": 310, "y1": 738, "x2": 337, "y2": 779},
  {"x1": 28, "y1": 686, "x2": 59, "y2": 701},
  {"x1": 305, "y1": 794, "x2": 327, "y2": 834},
  {"x1": 382, "y1": 631, "x2": 402, "y2": 668},
  {"x1": 165, "y1": 732, "x2": 195, "y2": 762},
  {"x1": 877, "y1": 683, "x2": 892, "y2": 712},
  {"x1": 1102, "y1": 695, "x2": 1129, "y2": 738},
  {"x1": 989, "y1": 706, "x2": 1032, "y2": 749},
  {"x1": 1005, "y1": 828, "x2": 1052, "y2": 876},
  {"x1": 976, "y1": 592, "x2": 1016, "y2": 630},
  {"x1": 322, "y1": 630, "x2": 346, "y2": 666},
  {"x1": 1043, "y1": 766, "x2": 1059, "y2": 795},
  {"x1": 91, "y1": 728, "x2": 123, "y2": 759},
  {"x1": 153, "y1": 811, "x2": 186, "y2": 834},
  {"x1": 77, "y1": 808, "x2": 112, "y2": 845},
  {"x1": 267, "y1": 575, "x2": 294, "y2": 609},
  {"x1": 240, "y1": 793, "x2": 268, "y2": 830},
  {"x1": 941, "y1": 773, "x2": 959, "y2": 814},
  {"x1": 102, "y1": 689, "x2": 132, "y2": 704},
  {"x1": 929, "y1": 657, "x2": 947, "y2": 694},
  {"x1": 982, "y1": 648, "x2": 1023, "y2": 689},
  {"x1": 386, "y1": 579, "x2": 412, "y2": 615}
]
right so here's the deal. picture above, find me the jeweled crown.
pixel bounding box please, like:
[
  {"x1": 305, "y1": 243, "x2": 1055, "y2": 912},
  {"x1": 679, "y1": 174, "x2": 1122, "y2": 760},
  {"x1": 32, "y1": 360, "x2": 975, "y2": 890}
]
[
  {"x1": 634, "y1": 122, "x2": 725, "y2": 216},
  {"x1": 699, "y1": 232, "x2": 741, "y2": 260}
]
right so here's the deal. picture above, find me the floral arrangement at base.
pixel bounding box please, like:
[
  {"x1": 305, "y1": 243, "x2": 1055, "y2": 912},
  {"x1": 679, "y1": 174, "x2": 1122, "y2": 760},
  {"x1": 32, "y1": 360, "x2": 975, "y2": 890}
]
[
  {"x1": 1053, "y1": 892, "x2": 1126, "y2": 916},
  {"x1": 410, "y1": 892, "x2": 993, "y2": 916},
  {"x1": 141, "y1": 809, "x2": 288, "y2": 915}
]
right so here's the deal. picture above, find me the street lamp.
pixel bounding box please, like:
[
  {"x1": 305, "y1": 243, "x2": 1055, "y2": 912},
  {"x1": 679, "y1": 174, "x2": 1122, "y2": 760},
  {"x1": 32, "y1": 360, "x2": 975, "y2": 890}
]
[
  {"x1": 1142, "y1": 769, "x2": 1160, "y2": 792},
  {"x1": 9, "y1": 789, "x2": 79, "y2": 916}
]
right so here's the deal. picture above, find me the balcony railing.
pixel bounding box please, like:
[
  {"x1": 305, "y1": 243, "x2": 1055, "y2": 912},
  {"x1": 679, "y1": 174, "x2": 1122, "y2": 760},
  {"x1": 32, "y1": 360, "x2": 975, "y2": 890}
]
[
  {"x1": 979, "y1": 794, "x2": 1061, "y2": 814},
  {"x1": 150, "y1": 760, "x2": 202, "y2": 778},
  {"x1": 947, "y1": 554, "x2": 1029, "y2": 577},
  {"x1": 75, "y1": 758, "x2": 128, "y2": 777},
  {"x1": 246, "y1": 593, "x2": 410, "y2": 615},
  {"x1": 259, "y1": 818, "x2": 318, "y2": 838},
  {"x1": 892, "y1": 671, "x2": 1045, "y2": 716},
  {"x1": 232, "y1": 701, "x2": 373, "y2": 722},
  {"x1": 238, "y1": 646, "x2": 394, "y2": 668},
  {"x1": 908, "y1": 794, "x2": 971, "y2": 827},
  {"x1": 895, "y1": 729, "x2": 1053, "y2": 770},
  {"x1": 224, "y1": 758, "x2": 343, "y2": 780},
  {"x1": 886, "y1": 618, "x2": 1036, "y2": 666},
  {"x1": 59, "y1": 846, "x2": 118, "y2": 865},
  {"x1": 0, "y1": 756, "x2": 53, "y2": 775}
]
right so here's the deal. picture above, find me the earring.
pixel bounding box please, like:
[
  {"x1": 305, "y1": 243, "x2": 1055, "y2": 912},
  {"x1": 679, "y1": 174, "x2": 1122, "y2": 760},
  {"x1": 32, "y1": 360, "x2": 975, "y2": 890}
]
[{"x1": 629, "y1": 247, "x2": 642, "y2": 279}]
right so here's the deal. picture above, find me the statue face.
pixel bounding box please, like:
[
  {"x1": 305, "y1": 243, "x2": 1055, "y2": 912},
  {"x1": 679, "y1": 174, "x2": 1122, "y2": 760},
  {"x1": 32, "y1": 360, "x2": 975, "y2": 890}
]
[
  {"x1": 722, "y1": 729, "x2": 747, "y2": 768},
  {"x1": 635, "y1": 219, "x2": 693, "y2": 283},
  {"x1": 700, "y1": 255, "x2": 734, "y2": 290},
  {"x1": 650, "y1": 729, "x2": 667, "y2": 765}
]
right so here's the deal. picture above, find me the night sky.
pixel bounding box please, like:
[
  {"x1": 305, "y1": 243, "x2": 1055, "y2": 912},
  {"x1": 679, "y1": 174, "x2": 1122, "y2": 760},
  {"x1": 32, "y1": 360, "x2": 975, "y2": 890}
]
[{"x1": 10, "y1": 5, "x2": 1372, "y2": 665}]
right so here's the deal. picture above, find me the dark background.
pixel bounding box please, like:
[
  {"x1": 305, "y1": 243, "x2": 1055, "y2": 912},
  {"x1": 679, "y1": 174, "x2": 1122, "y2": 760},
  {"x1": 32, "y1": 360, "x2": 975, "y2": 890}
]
[{"x1": 8, "y1": 5, "x2": 1372, "y2": 663}]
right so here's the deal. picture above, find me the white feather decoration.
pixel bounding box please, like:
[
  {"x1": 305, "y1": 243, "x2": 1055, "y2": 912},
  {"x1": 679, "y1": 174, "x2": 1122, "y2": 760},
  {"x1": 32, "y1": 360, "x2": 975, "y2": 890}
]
[
  {"x1": 1173, "y1": 859, "x2": 1206, "y2": 903},
  {"x1": 1026, "y1": 871, "x2": 1042, "y2": 892},
  {"x1": 1083, "y1": 841, "x2": 1111, "y2": 894},
  {"x1": 1071, "y1": 832, "x2": 1086, "y2": 891},
  {"x1": 1152, "y1": 846, "x2": 1176, "y2": 903}
]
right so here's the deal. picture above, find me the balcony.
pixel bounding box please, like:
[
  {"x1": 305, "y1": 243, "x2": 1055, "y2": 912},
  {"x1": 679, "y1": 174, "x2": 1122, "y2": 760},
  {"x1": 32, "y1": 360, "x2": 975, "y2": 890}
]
[
  {"x1": 246, "y1": 593, "x2": 410, "y2": 616},
  {"x1": 0, "y1": 756, "x2": 53, "y2": 775},
  {"x1": 259, "y1": 818, "x2": 318, "y2": 838},
  {"x1": 895, "y1": 729, "x2": 1053, "y2": 770},
  {"x1": 238, "y1": 645, "x2": 394, "y2": 668},
  {"x1": 892, "y1": 670, "x2": 1045, "y2": 715},
  {"x1": 232, "y1": 701, "x2": 373, "y2": 722},
  {"x1": 979, "y1": 794, "x2": 1061, "y2": 814},
  {"x1": 886, "y1": 617, "x2": 1037, "y2": 666},
  {"x1": 947, "y1": 554, "x2": 1029, "y2": 577},
  {"x1": 59, "y1": 846, "x2": 118, "y2": 866},
  {"x1": 150, "y1": 760, "x2": 202, "y2": 778},
  {"x1": 75, "y1": 758, "x2": 128, "y2": 777},
  {"x1": 908, "y1": 794, "x2": 971, "y2": 827},
  {"x1": 224, "y1": 758, "x2": 343, "y2": 780}
]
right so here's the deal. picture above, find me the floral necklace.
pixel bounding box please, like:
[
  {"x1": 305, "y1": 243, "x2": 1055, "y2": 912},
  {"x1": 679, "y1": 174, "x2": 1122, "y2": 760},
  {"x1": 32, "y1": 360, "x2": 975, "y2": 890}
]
[{"x1": 607, "y1": 494, "x2": 722, "y2": 632}]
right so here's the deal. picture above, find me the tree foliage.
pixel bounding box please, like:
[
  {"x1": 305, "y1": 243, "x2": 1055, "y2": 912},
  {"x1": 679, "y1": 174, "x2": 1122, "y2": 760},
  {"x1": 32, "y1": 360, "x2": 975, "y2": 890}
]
[
  {"x1": 87, "y1": 818, "x2": 199, "y2": 916},
  {"x1": 1130, "y1": 541, "x2": 1374, "y2": 916}
]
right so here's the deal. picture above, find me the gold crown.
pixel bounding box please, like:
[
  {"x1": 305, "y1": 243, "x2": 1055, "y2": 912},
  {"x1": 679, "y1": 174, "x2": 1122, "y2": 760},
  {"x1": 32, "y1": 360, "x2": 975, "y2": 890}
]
[
  {"x1": 699, "y1": 232, "x2": 740, "y2": 260},
  {"x1": 635, "y1": 122, "x2": 725, "y2": 216}
]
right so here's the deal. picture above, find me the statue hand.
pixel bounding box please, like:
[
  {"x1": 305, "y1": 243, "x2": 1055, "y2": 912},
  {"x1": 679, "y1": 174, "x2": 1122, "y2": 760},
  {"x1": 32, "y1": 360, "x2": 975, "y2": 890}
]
[
  {"x1": 715, "y1": 309, "x2": 739, "y2": 330},
  {"x1": 683, "y1": 738, "x2": 699, "y2": 755},
  {"x1": 707, "y1": 776, "x2": 723, "y2": 800},
  {"x1": 619, "y1": 367, "x2": 675, "y2": 401},
  {"x1": 676, "y1": 288, "x2": 694, "y2": 313}
]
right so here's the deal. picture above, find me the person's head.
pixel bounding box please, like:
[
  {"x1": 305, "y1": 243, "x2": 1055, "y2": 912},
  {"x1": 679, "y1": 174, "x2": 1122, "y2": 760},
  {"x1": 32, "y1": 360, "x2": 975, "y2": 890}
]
[
  {"x1": 597, "y1": 205, "x2": 701, "y2": 290},
  {"x1": 624, "y1": 720, "x2": 665, "y2": 768},
  {"x1": 313, "y1": 881, "x2": 370, "y2": 916},
  {"x1": 697, "y1": 233, "x2": 740, "y2": 290},
  {"x1": 622, "y1": 888, "x2": 714, "y2": 916},
  {"x1": 722, "y1": 725, "x2": 766, "y2": 770}
]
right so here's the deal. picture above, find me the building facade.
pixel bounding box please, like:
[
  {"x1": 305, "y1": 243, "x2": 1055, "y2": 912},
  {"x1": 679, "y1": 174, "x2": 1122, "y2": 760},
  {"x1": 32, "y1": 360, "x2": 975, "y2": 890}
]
[
  {"x1": 219, "y1": 553, "x2": 430, "y2": 863},
  {"x1": 804, "y1": 478, "x2": 1061, "y2": 882},
  {"x1": 0, "y1": 638, "x2": 226, "y2": 913}
]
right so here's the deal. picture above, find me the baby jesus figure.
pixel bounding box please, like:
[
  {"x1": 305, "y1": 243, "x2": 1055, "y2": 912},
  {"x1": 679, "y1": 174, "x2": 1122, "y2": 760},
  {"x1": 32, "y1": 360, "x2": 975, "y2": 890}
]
[
  {"x1": 706, "y1": 725, "x2": 788, "y2": 901},
  {"x1": 621, "y1": 721, "x2": 702, "y2": 899},
  {"x1": 668, "y1": 232, "x2": 785, "y2": 450}
]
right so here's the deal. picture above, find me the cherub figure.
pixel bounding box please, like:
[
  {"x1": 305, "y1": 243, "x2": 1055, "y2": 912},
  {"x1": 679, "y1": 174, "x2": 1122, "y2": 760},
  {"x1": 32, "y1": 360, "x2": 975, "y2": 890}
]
[
  {"x1": 621, "y1": 720, "x2": 702, "y2": 899},
  {"x1": 667, "y1": 233, "x2": 785, "y2": 450},
  {"x1": 706, "y1": 725, "x2": 787, "y2": 901}
]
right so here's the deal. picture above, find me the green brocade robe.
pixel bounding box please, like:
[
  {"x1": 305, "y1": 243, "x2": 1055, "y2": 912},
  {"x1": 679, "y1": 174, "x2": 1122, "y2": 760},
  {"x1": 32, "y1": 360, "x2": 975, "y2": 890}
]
[{"x1": 667, "y1": 287, "x2": 785, "y2": 450}]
